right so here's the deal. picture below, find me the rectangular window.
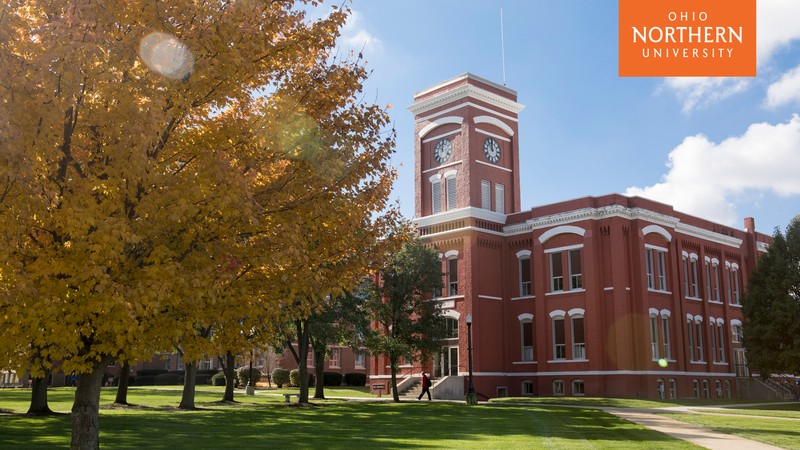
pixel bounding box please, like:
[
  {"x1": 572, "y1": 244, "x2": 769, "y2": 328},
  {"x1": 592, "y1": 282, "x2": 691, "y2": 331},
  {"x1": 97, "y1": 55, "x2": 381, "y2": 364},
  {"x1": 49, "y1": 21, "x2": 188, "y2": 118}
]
[
  {"x1": 725, "y1": 266, "x2": 732, "y2": 303},
  {"x1": 446, "y1": 176, "x2": 457, "y2": 210},
  {"x1": 306, "y1": 348, "x2": 315, "y2": 368},
  {"x1": 569, "y1": 249, "x2": 582, "y2": 290},
  {"x1": 682, "y1": 256, "x2": 690, "y2": 297},
  {"x1": 550, "y1": 252, "x2": 563, "y2": 292},
  {"x1": 571, "y1": 317, "x2": 586, "y2": 360},
  {"x1": 522, "y1": 321, "x2": 534, "y2": 361},
  {"x1": 553, "y1": 318, "x2": 566, "y2": 360},
  {"x1": 712, "y1": 264, "x2": 721, "y2": 301},
  {"x1": 354, "y1": 351, "x2": 366, "y2": 369},
  {"x1": 432, "y1": 180, "x2": 442, "y2": 214},
  {"x1": 447, "y1": 257, "x2": 458, "y2": 296},
  {"x1": 445, "y1": 318, "x2": 458, "y2": 339},
  {"x1": 520, "y1": 257, "x2": 532, "y2": 296},
  {"x1": 481, "y1": 180, "x2": 491, "y2": 210},
  {"x1": 732, "y1": 269, "x2": 741, "y2": 305},
  {"x1": 695, "y1": 322, "x2": 704, "y2": 362},
  {"x1": 732, "y1": 324, "x2": 743, "y2": 343},
  {"x1": 572, "y1": 379, "x2": 585, "y2": 396},
  {"x1": 649, "y1": 316, "x2": 659, "y2": 360},
  {"x1": 709, "y1": 322, "x2": 717, "y2": 363},
  {"x1": 522, "y1": 380, "x2": 534, "y2": 395},
  {"x1": 705, "y1": 261, "x2": 712, "y2": 300},
  {"x1": 657, "y1": 251, "x2": 667, "y2": 290},
  {"x1": 553, "y1": 380, "x2": 564, "y2": 396},
  {"x1": 687, "y1": 319, "x2": 695, "y2": 361},
  {"x1": 645, "y1": 249, "x2": 654, "y2": 289},
  {"x1": 661, "y1": 316, "x2": 671, "y2": 359},
  {"x1": 690, "y1": 259, "x2": 699, "y2": 297},
  {"x1": 495, "y1": 183, "x2": 505, "y2": 214},
  {"x1": 329, "y1": 348, "x2": 341, "y2": 368},
  {"x1": 717, "y1": 324, "x2": 726, "y2": 362}
]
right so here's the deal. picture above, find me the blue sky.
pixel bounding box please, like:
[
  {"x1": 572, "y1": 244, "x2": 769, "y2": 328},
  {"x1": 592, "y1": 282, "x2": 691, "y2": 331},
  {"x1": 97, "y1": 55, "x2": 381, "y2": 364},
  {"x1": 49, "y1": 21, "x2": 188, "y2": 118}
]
[{"x1": 328, "y1": 0, "x2": 800, "y2": 234}]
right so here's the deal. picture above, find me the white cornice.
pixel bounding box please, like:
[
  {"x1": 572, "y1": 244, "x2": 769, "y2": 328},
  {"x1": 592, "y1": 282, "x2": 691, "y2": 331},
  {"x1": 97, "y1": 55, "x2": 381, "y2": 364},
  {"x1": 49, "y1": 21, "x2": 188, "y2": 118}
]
[
  {"x1": 414, "y1": 206, "x2": 508, "y2": 228},
  {"x1": 413, "y1": 72, "x2": 517, "y2": 98},
  {"x1": 675, "y1": 222, "x2": 743, "y2": 248},
  {"x1": 408, "y1": 84, "x2": 525, "y2": 117}
]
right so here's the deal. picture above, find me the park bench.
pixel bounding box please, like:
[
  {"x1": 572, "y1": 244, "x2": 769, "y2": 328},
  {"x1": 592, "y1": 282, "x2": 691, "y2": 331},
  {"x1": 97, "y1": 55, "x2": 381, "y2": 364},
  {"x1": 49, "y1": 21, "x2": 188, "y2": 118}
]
[{"x1": 283, "y1": 393, "x2": 300, "y2": 403}]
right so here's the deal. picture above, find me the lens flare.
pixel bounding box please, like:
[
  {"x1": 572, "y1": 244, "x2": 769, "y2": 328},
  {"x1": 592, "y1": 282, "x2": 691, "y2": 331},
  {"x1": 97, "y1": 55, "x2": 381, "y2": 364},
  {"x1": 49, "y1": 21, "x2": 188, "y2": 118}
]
[
  {"x1": 139, "y1": 32, "x2": 194, "y2": 80},
  {"x1": 658, "y1": 358, "x2": 668, "y2": 368}
]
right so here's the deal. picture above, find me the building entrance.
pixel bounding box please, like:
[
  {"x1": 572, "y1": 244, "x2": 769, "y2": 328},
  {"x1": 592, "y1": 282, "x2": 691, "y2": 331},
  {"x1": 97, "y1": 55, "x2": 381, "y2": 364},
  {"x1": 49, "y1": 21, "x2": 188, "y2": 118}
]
[{"x1": 434, "y1": 346, "x2": 459, "y2": 377}]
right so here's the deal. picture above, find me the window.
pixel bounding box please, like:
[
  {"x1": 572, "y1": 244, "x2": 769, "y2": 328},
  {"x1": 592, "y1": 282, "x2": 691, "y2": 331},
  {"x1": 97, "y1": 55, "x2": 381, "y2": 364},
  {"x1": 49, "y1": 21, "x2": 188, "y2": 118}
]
[
  {"x1": 306, "y1": 348, "x2": 315, "y2": 368},
  {"x1": 553, "y1": 380, "x2": 564, "y2": 396},
  {"x1": 716, "y1": 322, "x2": 726, "y2": 362},
  {"x1": 495, "y1": 183, "x2": 505, "y2": 214},
  {"x1": 553, "y1": 317, "x2": 566, "y2": 360},
  {"x1": 177, "y1": 354, "x2": 183, "y2": 371},
  {"x1": 521, "y1": 320, "x2": 534, "y2": 361},
  {"x1": 522, "y1": 380, "x2": 534, "y2": 395},
  {"x1": 645, "y1": 247, "x2": 667, "y2": 291},
  {"x1": 687, "y1": 317, "x2": 696, "y2": 361},
  {"x1": 703, "y1": 380, "x2": 710, "y2": 399},
  {"x1": 704, "y1": 259, "x2": 712, "y2": 300},
  {"x1": 481, "y1": 180, "x2": 491, "y2": 210},
  {"x1": 431, "y1": 179, "x2": 442, "y2": 214},
  {"x1": 715, "y1": 380, "x2": 722, "y2": 397},
  {"x1": 649, "y1": 314, "x2": 659, "y2": 360},
  {"x1": 690, "y1": 257, "x2": 700, "y2": 297},
  {"x1": 695, "y1": 320, "x2": 704, "y2": 362},
  {"x1": 496, "y1": 386, "x2": 508, "y2": 398},
  {"x1": 669, "y1": 379, "x2": 677, "y2": 399},
  {"x1": 682, "y1": 254, "x2": 690, "y2": 296},
  {"x1": 724, "y1": 265, "x2": 732, "y2": 303},
  {"x1": 519, "y1": 257, "x2": 532, "y2": 296},
  {"x1": 657, "y1": 379, "x2": 665, "y2": 399},
  {"x1": 550, "y1": 252, "x2": 564, "y2": 292},
  {"x1": 731, "y1": 323, "x2": 743, "y2": 343},
  {"x1": 447, "y1": 256, "x2": 458, "y2": 296},
  {"x1": 445, "y1": 317, "x2": 458, "y2": 339},
  {"x1": 661, "y1": 315, "x2": 672, "y2": 359},
  {"x1": 709, "y1": 321, "x2": 717, "y2": 362},
  {"x1": 712, "y1": 261, "x2": 721, "y2": 302},
  {"x1": 329, "y1": 348, "x2": 341, "y2": 368},
  {"x1": 446, "y1": 175, "x2": 457, "y2": 210},
  {"x1": 732, "y1": 266, "x2": 741, "y2": 305},
  {"x1": 354, "y1": 351, "x2": 366, "y2": 369},
  {"x1": 693, "y1": 380, "x2": 700, "y2": 398},
  {"x1": 569, "y1": 249, "x2": 582, "y2": 290},
  {"x1": 572, "y1": 379, "x2": 585, "y2": 396},
  {"x1": 571, "y1": 316, "x2": 586, "y2": 359}
]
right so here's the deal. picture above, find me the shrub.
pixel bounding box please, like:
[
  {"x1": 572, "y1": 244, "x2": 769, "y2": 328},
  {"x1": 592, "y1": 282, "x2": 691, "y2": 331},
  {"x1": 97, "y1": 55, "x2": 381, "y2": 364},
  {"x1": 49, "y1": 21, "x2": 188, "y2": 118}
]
[
  {"x1": 196, "y1": 374, "x2": 211, "y2": 385},
  {"x1": 344, "y1": 373, "x2": 367, "y2": 386},
  {"x1": 236, "y1": 366, "x2": 262, "y2": 386},
  {"x1": 211, "y1": 372, "x2": 227, "y2": 386},
  {"x1": 133, "y1": 375, "x2": 155, "y2": 386},
  {"x1": 289, "y1": 369, "x2": 300, "y2": 387},
  {"x1": 272, "y1": 368, "x2": 289, "y2": 388},
  {"x1": 155, "y1": 372, "x2": 181, "y2": 385},
  {"x1": 323, "y1": 372, "x2": 343, "y2": 386},
  {"x1": 136, "y1": 369, "x2": 168, "y2": 377}
]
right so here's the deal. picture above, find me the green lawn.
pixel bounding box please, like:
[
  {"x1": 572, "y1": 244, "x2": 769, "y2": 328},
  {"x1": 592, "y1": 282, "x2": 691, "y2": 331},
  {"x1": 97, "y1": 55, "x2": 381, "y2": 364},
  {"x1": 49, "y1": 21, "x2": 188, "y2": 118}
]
[{"x1": 0, "y1": 387, "x2": 702, "y2": 449}]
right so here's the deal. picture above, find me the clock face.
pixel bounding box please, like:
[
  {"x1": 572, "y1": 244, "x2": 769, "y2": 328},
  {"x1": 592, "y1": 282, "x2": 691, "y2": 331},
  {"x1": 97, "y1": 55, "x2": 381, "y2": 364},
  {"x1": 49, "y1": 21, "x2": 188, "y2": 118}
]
[
  {"x1": 434, "y1": 138, "x2": 452, "y2": 164},
  {"x1": 483, "y1": 138, "x2": 501, "y2": 163}
]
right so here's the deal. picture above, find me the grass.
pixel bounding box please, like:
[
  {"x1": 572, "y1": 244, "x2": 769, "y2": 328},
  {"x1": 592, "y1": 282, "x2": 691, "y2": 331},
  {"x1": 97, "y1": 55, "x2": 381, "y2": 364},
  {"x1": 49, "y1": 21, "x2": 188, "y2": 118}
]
[{"x1": 0, "y1": 387, "x2": 702, "y2": 449}]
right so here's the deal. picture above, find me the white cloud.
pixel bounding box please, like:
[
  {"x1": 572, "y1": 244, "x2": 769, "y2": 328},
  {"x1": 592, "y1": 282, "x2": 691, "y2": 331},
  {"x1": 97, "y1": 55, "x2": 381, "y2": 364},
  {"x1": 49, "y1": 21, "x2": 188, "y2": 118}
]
[
  {"x1": 766, "y1": 65, "x2": 800, "y2": 108},
  {"x1": 663, "y1": 0, "x2": 800, "y2": 112},
  {"x1": 625, "y1": 115, "x2": 800, "y2": 226},
  {"x1": 339, "y1": 11, "x2": 382, "y2": 55}
]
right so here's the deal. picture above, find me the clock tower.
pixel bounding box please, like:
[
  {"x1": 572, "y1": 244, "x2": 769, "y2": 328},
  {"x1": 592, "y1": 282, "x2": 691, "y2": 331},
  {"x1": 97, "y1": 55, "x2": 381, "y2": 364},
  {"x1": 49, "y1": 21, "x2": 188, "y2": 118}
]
[{"x1": 409, "y1": 73, "x2": 524, "y2": 220}]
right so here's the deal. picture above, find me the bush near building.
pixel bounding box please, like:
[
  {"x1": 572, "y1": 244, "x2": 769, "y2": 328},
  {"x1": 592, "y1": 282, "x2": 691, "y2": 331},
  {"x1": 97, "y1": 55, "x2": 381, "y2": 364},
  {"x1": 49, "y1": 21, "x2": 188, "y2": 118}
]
[
  {"x1": 344, "y1": 373, "x2": 366, "y2": 386},
  {"x1": 272, "y1": 369, "x2": 290, "y2": 388}
]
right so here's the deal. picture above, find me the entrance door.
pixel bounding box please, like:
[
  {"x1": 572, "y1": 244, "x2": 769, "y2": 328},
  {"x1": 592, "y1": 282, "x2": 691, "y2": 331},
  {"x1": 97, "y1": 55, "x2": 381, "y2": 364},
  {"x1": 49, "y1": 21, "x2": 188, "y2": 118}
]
[{"x1": 434, "y1": 346, "x2": 459, "y2": 377}]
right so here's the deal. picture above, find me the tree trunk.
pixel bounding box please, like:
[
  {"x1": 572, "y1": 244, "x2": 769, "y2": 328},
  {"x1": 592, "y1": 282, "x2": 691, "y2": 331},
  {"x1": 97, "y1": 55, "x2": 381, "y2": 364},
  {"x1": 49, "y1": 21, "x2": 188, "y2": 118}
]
[
  {"x1": 27, "y1": 369, "x2": 53, "y2": 415},
  {"x1": 114, "y1": 362, "x2": 130, "y2": 405},
  {"x1": 179, "y1": 361, "x2": 197, "y2": 409},
  {"x1": 70, "y1": 359, "x2": 109, "y2": 450},
  {"x1": 313, "y1": 347, "x2": 326, "y2": 399},
  {"x1": 390, "y1": 357, "x2": 400, "y2": 402},
  {"x1": 222, "y1": 352, "x2": 235, "y2": 402}
]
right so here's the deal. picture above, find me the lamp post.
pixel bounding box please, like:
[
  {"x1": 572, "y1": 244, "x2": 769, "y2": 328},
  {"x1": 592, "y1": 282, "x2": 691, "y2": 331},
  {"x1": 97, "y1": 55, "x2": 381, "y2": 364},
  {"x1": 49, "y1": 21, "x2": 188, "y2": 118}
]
[
  {"x1": 245, "y1": 349, "x2": 255, "y2": 396},
  {"x1": 465, "y1": 314, "x2": 477, "y2": 405}
]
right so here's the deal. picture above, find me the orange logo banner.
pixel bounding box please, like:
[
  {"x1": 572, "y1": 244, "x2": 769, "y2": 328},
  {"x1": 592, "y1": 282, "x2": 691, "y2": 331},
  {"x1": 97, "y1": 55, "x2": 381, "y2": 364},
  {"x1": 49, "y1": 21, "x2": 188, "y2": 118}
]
[{"x1": 619, "y1": 0, "x2": 756, "y2": 77}]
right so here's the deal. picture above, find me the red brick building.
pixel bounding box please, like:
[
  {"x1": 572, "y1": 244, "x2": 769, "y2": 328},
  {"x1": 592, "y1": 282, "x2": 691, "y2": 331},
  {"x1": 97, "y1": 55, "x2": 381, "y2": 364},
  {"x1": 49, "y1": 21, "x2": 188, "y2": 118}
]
[{"x1": 369, "y1": 73, "x2": 771, "y2": 400}]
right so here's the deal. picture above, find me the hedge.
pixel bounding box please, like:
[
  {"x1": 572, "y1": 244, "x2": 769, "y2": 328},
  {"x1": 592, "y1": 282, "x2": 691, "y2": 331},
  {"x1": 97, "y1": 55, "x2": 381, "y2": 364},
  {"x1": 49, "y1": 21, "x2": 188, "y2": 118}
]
[
  {"x1": 323, "y1": 372, "x2": 343, "y2": 386},
  {"x1": 344, "y1": 373, "x2": 367, "y2": 386},
  {"x1": 136, "y1": 369, "x2": 168, "y2": 377},
  {"x1": 155, "y1": 372, "x2": 181, "y2": 385},
  {"x1": 272, "y1": 368, "x2": 289, "y2": 388}
]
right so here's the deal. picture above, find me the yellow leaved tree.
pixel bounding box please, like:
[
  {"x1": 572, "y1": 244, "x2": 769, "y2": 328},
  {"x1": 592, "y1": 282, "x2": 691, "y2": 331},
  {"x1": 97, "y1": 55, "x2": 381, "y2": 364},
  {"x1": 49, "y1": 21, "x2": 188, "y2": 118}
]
[{"x1": 0, "y1": 1, "x2": 397, "y2": 448}]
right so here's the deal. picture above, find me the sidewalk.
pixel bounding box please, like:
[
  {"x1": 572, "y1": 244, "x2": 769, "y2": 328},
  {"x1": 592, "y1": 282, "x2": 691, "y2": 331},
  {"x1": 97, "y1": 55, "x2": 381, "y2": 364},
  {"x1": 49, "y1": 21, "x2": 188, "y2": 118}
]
[{"x1": 603, "y1": 407, "x2": 784, "y2": 450}]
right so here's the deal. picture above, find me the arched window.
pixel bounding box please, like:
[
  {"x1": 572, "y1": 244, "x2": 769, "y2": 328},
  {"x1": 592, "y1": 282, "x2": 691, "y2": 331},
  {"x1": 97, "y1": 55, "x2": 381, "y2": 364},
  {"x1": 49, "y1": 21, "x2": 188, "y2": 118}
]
[
  {"x1": 569, "y1": 309, "x2": 586, "y2": 360},
  {"x1": 669, "y1": 379, "x2": 677, "y2": 399},
  {"x1": 444, "y1": 317, "x2": 458, "y2": 339},
  {"x1": 518, "y1": 313, "x2": 535, "y2": 362},
  {"x1": 656, "y1": 379, "x2": 665, "y2": 399},
  {"x1": 517, "y1": 250, "x2": 532, "y2": 297},
  {"x1": 703, "y1": 380, "x2": 710, "y2": 399},
  {"x1": 553, "y1": 379, "x2": 564, "y2": 396},
  {"x1": 693, "y1": 380, "x2": 700, "y2": 398},
  {"x1": 550, "y1": 311, "x2": 566, "y2": 360},
  {"x1": 572, "y1": 379, "x2": 585, "y2": 396},
  {"x1": 444, "y1": 171, "x2": 457, "y2": 210},
  {"x1": 445, "y1": 250, "x2": 459, "y2": 296}
]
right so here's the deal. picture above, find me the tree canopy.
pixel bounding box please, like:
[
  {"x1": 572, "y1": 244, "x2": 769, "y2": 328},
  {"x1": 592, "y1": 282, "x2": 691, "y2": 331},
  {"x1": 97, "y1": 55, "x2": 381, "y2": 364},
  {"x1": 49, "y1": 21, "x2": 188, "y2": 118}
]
[
  {"x1": 742, "y1": 216, "x2": 800, "y2": 376},
  {"x1": 0, "y1": 1, "x2": 397, "y2": 447}
]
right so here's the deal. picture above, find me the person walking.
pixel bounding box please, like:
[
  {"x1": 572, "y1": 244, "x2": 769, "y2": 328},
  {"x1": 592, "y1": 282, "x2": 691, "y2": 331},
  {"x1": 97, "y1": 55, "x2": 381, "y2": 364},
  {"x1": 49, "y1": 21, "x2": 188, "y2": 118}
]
[{"x1": 417, "y1": 372, "x2": 432, "y2": 401}]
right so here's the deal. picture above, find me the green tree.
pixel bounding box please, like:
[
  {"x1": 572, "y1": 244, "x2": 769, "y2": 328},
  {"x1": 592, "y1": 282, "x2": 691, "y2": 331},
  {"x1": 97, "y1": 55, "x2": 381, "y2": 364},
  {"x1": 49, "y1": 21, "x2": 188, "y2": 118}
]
[
  {"x1": 364, "y1": 239, "x2": 447, "y2": 402},
  {"x1": 742, "y1": 216, "x2": 800, "y2": 376}
]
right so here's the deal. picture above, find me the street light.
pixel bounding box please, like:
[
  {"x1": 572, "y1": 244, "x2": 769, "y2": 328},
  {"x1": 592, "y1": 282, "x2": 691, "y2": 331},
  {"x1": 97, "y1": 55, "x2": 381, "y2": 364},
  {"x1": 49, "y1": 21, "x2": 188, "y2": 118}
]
[
  {"x1": 246, "y1": 349, "x2": 255, "y2": 396},
  {"x1": 465, "y1": 314, "x2": 477, "y2": 405}
]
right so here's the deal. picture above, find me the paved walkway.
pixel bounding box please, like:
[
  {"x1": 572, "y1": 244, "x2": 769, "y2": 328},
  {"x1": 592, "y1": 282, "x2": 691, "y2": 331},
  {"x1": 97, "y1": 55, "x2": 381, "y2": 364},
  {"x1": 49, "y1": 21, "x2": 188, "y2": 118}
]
[{"x1": 602, "y1": 407, "x2": 785, "y2": 450}]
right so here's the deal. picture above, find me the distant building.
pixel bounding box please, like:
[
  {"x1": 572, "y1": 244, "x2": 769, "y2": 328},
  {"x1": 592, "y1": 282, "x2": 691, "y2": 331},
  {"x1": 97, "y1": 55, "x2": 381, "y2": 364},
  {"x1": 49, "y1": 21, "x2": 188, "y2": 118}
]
[{"x1": 369, "y1": 73, "x2": 771, "y2": 400}]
